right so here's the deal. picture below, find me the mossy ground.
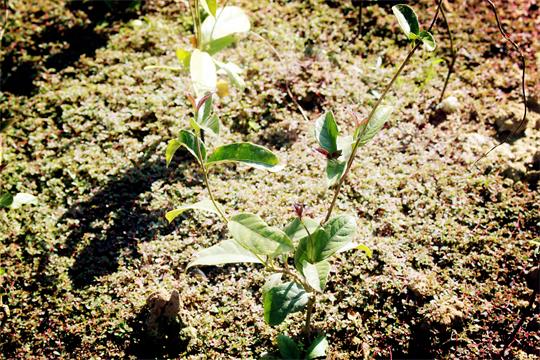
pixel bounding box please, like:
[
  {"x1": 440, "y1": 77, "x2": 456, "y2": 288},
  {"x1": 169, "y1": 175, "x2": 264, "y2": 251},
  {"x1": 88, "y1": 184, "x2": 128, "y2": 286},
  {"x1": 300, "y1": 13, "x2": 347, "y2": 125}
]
[{"x1": 1, "y1": 0, "x2": 539, "y2": 358}]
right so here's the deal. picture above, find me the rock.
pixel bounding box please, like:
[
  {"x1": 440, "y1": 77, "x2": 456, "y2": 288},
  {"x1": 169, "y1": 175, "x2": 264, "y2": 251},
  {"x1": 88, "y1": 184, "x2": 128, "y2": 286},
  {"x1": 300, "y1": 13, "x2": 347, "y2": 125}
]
[
  {"x1": 144, "y1": 290, "x2": 182, "y2": 338},
  {"x1": 438, "y1": 96, "x2": 460, "y2": 114},
  {"x1": 494, "y1": 104, "x2": 528, "y2": 135}
]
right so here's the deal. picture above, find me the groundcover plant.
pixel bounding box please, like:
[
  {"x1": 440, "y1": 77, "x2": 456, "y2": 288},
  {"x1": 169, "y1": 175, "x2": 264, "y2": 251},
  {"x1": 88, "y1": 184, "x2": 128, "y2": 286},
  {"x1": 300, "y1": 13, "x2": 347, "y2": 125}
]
[{"x1": 166, "y1": 3, "x2": 439, "y2": 357}]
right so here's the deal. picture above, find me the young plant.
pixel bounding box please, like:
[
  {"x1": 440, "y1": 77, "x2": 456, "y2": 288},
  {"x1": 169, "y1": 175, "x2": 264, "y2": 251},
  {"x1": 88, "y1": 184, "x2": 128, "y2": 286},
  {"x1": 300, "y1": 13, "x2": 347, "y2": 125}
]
[
  {"x1": 167, "y1": 2, "x2": 440, "y2": 359},
  {"x1": 165, "y1": 92, "x2": 282, "y2": 224},
  {"x1": 151, "y1": 0, "x2": 251, "y2": 99}
]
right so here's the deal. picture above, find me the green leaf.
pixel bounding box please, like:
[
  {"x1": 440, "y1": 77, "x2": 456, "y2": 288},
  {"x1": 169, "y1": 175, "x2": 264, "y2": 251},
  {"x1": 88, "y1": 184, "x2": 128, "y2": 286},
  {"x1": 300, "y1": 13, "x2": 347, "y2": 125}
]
[
  {"x1": 190, "y1": 49, "x2": 217, "y2": 98},
  {"x1": 205, "y1": 34, "x2": 236, "y2": 55},
  {"x1": 201, "y1": 6, "x2": 250, "y2": 45},
  {"x1": 228, "y1": 213, "x2": 293, "y2": 257},
  {"x1": 336, "y1": 242, "x2": 373, "y2": 258},
  {"x1": 206, "y1": 142, "x2": 283, "y2": 172},
  {"x1": 355, "y1": 106, "x2": 393, "y2": 146},
  {"x1": 306, "y1": 335, "x2": 329, "y2": 359},
  {"x1": 165, "y1": 199, "x2": 220, "y2": 223},
  {"x1": 295, "y1": 215, "x2": 357, "y2": 267},
  {"x1": 314, "y1": 111, "x2": 339, "y2": 153},
  {"x1": 302, "y1": 260, "x2": 330, "y2": 292},
  {"x1": 166, "y1": 130, "x2": 206, "y2": 165},
  {"x1": 0, "y1": 192, "x2": 14, "y2": 208},
  {"x1": 277, "y1": 334, "x2": 302, "y2": 360},
  {"x1": 262, "y1": 275, "x2": 309, "y2": 326},
  {"x1": 196, "y1": 95, "x2": 220, "y2": 136},
  {"x1": 214, "y1": 59, "x2": 246, "y2": 89},
  {"x1": 418, "y1": 30, "x2": 436, "y2": 51},
  {"x1": 10, "y1": 193, "x2": 37, "y2": 209},
  {"x1": 392, "y1": 4, "x2": 420, "y2": 39},
  {"x1": 175, "y1": 48, "x2": 191, "y2": 69},
  {"x1": 201, "y1": 0, "x2": 217, "y2": 16},
  {"x1": 283, "y1": 218, "x2": 319, "y2": 244},
  {"x1": 187, "y1": 239, "x2": 262, "y2": 268},
  {"x1": 325, "y1": 135, "x2": 353, "y2": 187}
]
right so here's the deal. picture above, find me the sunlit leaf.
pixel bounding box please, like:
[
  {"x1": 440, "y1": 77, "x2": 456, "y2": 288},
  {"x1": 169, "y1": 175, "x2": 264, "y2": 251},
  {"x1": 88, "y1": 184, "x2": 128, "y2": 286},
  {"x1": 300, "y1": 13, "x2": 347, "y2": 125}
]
[
  {"x1": 201, "y1": 6, "x2": 250, "y2": 45},
  {"x1": 166, "y1": 130, "x2": 206, "y2": 165},
  {"x1": 392, "y1": 4, "x2": 420, "y2": 39},
  {"x1": 190, "y1": 49, "x2": 217, "y2": 98},
  {"x1": 187, "y1": 239, "x2": 262, "y2": 268},
  {"x1": 306, "y1": 335, "x2": 329, "y2": 359},
  {"x1": 283, "y1": 218, "x2": 319, "y2": 244},
  {"x1": 228, "y1": 213, "x2": 293, "y2": 257},
  {"x1": 214, "y1": 59, "x2": 246, "y2": 89},
  {"x1": 175, "y1": 48, "x2": 191, "y2": 69},
  {"x1": 314, "y1": 111, "x2": 339, "y2": 153},
  {"x1": 10, "y1": 193, "x2": 38, "y2": 209},
  {"x1": 200, "y1": 0, "x2": 217, "y2": 16},
  {"x1": 206, "y1": 142, "x2": 282, "y2": 172},
  {"x1": 355, "y1": 106, "x2": 393, "y2": 146},
  {"x1": 165, "y1": 198, "x2": 220, "y2": 223},
  {"x1": 336, "y1": 242, "x2": 373, "y2": 258},
  {"x1": 302, "y1": 260, "x2": 330, "y2": 292},
  {"x1": 418, "y1": 30, "x2": 436, "y2": 51}
]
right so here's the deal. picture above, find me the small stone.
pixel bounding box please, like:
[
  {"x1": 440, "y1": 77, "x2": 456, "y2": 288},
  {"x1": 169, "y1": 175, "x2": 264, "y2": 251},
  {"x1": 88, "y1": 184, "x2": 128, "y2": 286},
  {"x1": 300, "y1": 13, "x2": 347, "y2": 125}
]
[
  {"x1": 494, "y1": 103, "x2": 528, "y2": 135},
  {"x1": 438, "y1": 96, "x2": 459, "y2": 114}
]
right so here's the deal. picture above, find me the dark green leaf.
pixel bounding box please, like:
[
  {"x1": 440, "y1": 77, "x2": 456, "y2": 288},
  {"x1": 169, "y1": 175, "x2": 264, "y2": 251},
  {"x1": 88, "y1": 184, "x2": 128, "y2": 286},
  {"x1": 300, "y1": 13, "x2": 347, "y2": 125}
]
[
  {"x1": 277, "y1": 334, "x2": 302, "y2": 360},
  {"x1": 187, "y1": 239, "x2": 262, "y2": 268},
  {"x1": 228, "y1": 213, "x2": 293, "y2": 257},
  {"x1": 355, "y1": 106, "x2": 393, "y2": 146},
  {"x1": 196, "y1": 95, "x2": 220, "y2": 136},
  {"x1": 206, "y1": 34, "x2": 237, "y2": 55},
  {"x1": 206, "y1": 142, "x2": 282, "y2": 172},
  {"x1": 314, "y1": 111, "x2": 339, "y2": 153},
  {"x1": 0, "y1": 192, "x2": 13, "y2": 208},
  {"x1": 263, "y1": 275, "x2": 309, "y2": 326},
  {"x1": 392, "y1": 4, "x2": 420, "y2": 39}
]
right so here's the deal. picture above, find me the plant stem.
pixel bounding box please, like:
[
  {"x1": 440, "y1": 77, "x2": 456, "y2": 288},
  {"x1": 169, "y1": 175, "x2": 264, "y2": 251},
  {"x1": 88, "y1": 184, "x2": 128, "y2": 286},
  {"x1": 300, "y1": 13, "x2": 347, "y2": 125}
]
[
  {"x1": 201, "y1": 166, "x2": 228, "y2": 222},
  {"x1": 499, "y1": 290, "x2": 537, "y2": 357},
  {"x1": 323, "y1": 43, "x2": 420, "y2": 223},
  {"x1": 438, "y1": 5, "x2": 456, "y2": 103},
  {"x1": 304, "y1": 296, "x2": 316, "y2": 338}
]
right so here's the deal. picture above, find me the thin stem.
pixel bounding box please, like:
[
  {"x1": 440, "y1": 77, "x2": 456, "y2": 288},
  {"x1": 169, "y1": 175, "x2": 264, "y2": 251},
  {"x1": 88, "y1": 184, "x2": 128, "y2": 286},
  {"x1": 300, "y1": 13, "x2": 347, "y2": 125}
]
[
  {"x1": 323, "y1": 0, "x2": 444, "y2": 223},
  {"x1": 304, "y1": 296, "x2": 316, "y2": 338},
  {"x1": 323, "y1": 43, "x2": 420, "y2": 223},
  {"x1": 499, "y1": 290, "x2": 537, "y2": 357},
  {"x1": 439, "y1": 5, "x2": 456, "y2": 103},
  {"x1": 249, "y1": 31, "x2": 310, "y2": 123},
  {"x1": 201, "y1": 166, "x2": 228, "y2": 222},
  {"x1": 472, "y1": 0, "x2": 528, "y2": 166}
]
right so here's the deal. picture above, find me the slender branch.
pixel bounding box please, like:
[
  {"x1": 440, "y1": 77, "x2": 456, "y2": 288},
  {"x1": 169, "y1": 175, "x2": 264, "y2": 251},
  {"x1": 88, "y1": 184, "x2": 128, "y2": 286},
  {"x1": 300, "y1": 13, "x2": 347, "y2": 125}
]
[
  {"x1": 323, "y1": 0, "x2": 444, "y2": 223},
  {"x1": 304, "y1": 296, "x2": 316, "y2": 338},
  {"x1": 249, "y1": 31, "x2": 310, "y2": 123},
  {"x1": 438, "y1": 4, "x2": 456, "y2": 103},
  {"x1": 472, "y1": 0, "x2": 527, "y2": 166},
  {"x1": 324, "y1": 43, "x2": 420, "y2": 223},
  {"x1": 499, "y1": 290, "x2": 537, "y2": 358}
]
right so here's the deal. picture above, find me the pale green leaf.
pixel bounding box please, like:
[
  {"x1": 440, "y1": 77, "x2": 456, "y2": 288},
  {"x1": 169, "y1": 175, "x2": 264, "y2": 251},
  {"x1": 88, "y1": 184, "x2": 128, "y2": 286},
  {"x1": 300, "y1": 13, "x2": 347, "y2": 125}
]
[
  {"x1": 306, "y1": 335, "x2": 329, "y2": 359},
  {"x1": 263, "y1": 276, "x2": 309, "y2": 326},
  {"x1": 206, "y1": 142, "x2": 283, "y2": 172},
  {"x1": 326, "y1": 135, "x2": 353, "y2": 187},
  {"x1": 175, "y1": 48, "x2": 191, "y2": 69},
  {"x1": 314, "y1": 111, "x2": 339, "y2": 153},
  {"x1": 166, "y1": 130, "x2": 206, "y2": 165},
  {"x1": 228, "y1": 213, "x2": 293, "y2": 257},
  {"x1": 190, "y1": 49, "x2": 217, "y2": 98},
  {"x1": 205, "y1": 34, "x2": 236, "y2": 55},
  {"x1": 336, "y1": 242, "x2": 373, "y2": 258},
  {"x1": 392, "y1": 4, "x2": 420, "y2": 39},
  {"x1": 418, "y1": 30, "x2": 436, "y2": 51},
  {"x1": 200, "y1": 0, "x2": 217, "y2": 16},
  {"x1": 283, "y1": 218, "x2": 319, "y2": 244},
  {"x1": 10, "y1": 193, "x2": 37, "y2": 209},
  {"x1": 201, "y1": 6, "x2": 250, "y2": 45},
  {"x1": 187, "y1": 239, "x2": 262, "y2": 268},
  {"x1": 355, "y1": 106, "x2": 393, "y2": 146},
  {"x1": 214, "y1": 59, "x2": 246, "y2": 89},
  {"x1": 165, "y1": 198, "x2": 220, "y2": 223},
  {"x1": 196, "y1": 95, "x2": 220, "y2": 136},
  {"x1": 302, "y1": 260, "x2": 330, "y2": 292}
]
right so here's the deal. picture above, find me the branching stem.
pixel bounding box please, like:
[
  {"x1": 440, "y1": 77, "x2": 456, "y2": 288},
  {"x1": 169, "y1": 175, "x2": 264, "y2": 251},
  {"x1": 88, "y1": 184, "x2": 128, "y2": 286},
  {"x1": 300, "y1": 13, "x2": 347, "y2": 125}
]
[{"x1": 439, "y1": 5, "x2": 456, "y2": 103}]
